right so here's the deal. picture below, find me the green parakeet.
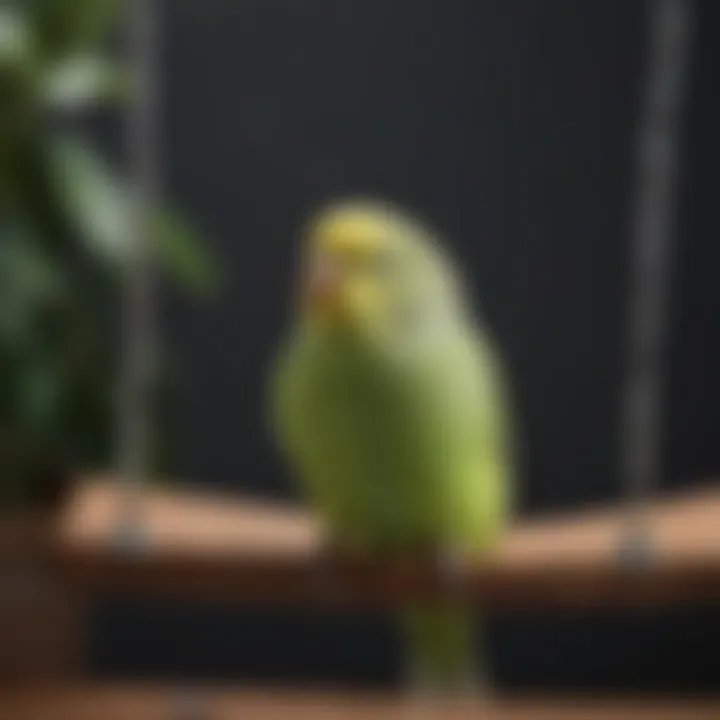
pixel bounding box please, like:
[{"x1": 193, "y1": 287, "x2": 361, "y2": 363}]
[{"x1": 269, "y1": 198, "x2": 515, "y2": 693}]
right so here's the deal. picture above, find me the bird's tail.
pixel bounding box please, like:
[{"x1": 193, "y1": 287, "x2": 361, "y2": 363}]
[{"x1": 401, "y1": 601, "x2": 480, "y2": 693}]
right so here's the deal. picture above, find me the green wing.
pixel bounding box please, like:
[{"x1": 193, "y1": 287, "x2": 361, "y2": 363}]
[{"x1": 270, "y1": 323, "x2": 513, "y2": 554}]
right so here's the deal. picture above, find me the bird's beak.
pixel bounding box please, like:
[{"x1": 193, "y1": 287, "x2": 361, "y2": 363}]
[{"x1": 305, "y1": 253, "x2": 344, "y2": 320}]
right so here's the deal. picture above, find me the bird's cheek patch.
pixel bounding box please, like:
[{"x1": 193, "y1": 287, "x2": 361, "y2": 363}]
[{"x1": 307, "y1": 252, "x2": 342, "y2": 295}]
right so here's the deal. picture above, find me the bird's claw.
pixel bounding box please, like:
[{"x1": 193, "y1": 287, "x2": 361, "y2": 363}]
[{"x1": 434, "y1": 546, "x2": 469, "y2": 597}]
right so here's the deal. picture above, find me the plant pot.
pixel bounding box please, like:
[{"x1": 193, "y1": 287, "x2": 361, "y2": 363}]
[
  {"x1": 0, "y1": 494, "x2": 84, "y2": 686},
  {"x1": 29, "y1": 465, "x2": 74, "y2": 514}
]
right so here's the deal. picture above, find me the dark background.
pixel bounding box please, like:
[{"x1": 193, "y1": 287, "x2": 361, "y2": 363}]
[{"x1": 92, "y1": 0, "x2": 720, "y2": 691}]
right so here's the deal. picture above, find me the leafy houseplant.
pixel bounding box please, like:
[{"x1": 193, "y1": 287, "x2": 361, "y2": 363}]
[{"x1": 0, "y1": 0, "x2": 219, "y2": 510}]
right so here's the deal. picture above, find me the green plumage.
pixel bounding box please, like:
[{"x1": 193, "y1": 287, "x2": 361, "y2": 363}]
[{"x1": 269, "y1": 199, "x2": 514, "y2": 691}]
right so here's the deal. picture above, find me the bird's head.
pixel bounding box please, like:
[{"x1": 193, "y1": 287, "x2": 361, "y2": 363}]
[{"x1": 298, "y1": 198, "x2": 462, "y2": 341}]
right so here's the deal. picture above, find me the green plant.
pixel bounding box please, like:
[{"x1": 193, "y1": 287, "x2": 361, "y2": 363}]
[{"x1": 0, "y1": 1, "x2": 219, "y2": 508}]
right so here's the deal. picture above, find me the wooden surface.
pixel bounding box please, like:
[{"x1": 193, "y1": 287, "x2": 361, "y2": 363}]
[
  {"x1": 0, "y1": 516, "x2": 84, "y2": 686},
  {"x1": 1, "y1": 686, "x2": 719, "y2": 720},
  {"x1": 52, "y1": 477, "x2": 720, "y2": 607}
]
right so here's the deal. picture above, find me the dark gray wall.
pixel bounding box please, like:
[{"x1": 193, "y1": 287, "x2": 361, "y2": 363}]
[{"x1": 92, "y1": 0, "x2": 720, "y2": 691}]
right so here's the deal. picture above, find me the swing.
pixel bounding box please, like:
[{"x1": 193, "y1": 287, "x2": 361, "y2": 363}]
[{"x1": 4, "y1": 0, "x2": 718, "y2": 717}]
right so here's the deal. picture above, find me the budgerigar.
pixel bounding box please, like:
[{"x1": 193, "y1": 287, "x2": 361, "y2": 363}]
[{"x1": 269, "y1": 198, "x2": 515, "y2": 694}]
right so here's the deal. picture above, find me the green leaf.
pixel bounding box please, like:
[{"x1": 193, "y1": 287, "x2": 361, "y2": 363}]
[
  {"x1": 48, "y1": 135, "x2": 221, "y2": 298},
  {"x1": 49, "y1": 135, "x2": 127, "y2": 265},
  {"x1": 21, "y1": 353, "x2": 63, "y2": 434},
  {"x1": 3, "y1": 228, "x2": 66, "y2": 301},
  {"x1": 154, "y1": 210, "x2": 222, "y2": 300},
  {"x1": 0, "y1": 223, "x2": 66, "y2": 343},
  {"x1": 7, "y1": 137, "x2": 77, "y2": 254},
  {"x1": 0, "y1": 7, "x2": 39, "y2": 140},
  {"x1": 0, "y1": 7, "x2": 31, "y2": 63},
  {"x1": 29, "y1": 0, "x2": 120, "y2": 62},
  {"x1": 42, "y1": 54, "x2": 126, "y2": 110}
]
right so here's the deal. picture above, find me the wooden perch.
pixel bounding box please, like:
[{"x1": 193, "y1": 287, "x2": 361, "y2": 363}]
[
  {"x1": 51, "y1": 477, "x2": 720, "y2": 608},
  {"x1": 1, "y1": 685, "x2": 719, "y2": 720}
]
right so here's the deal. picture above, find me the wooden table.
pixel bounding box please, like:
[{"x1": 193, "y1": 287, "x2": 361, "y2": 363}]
[{"x1": 2, "y1": 686, "x2": 720, "y2": 720}]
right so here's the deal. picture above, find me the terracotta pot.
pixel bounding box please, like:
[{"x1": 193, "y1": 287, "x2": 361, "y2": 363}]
[
  {"x1": 0, "y1": 510, "x2": 84, "y2": 686},
  {"x1": 30, "y1": 465, "x2": 74, "y2": 513},
  {"x1": 0, "y1": 463, "x2": 73, "y2": 516}
]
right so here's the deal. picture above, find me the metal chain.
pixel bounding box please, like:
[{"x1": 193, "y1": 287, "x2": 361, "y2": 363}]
[
  {"x1": 119, "y1": 4, "x2": 209, "y2": 716},
  {"x1": 620, "y1": 0, "x2": 694, "y2": 562},
  {"x1": 116, "y1": 0, "x2": 160, "y2": 550}
]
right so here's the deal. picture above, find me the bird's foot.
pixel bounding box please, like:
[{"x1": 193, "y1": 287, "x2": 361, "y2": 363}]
[{"x1": 432, "y1": 545, "x2": 470, "y2": 598}]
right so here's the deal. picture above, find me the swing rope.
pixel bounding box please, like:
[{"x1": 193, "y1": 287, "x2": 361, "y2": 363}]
[
  {"x1": 116, "y1": 0, "x2": 160, "y2": 550},
  {"x1": 619, "y1": 0, "x2": 694, "y2": 563}
]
